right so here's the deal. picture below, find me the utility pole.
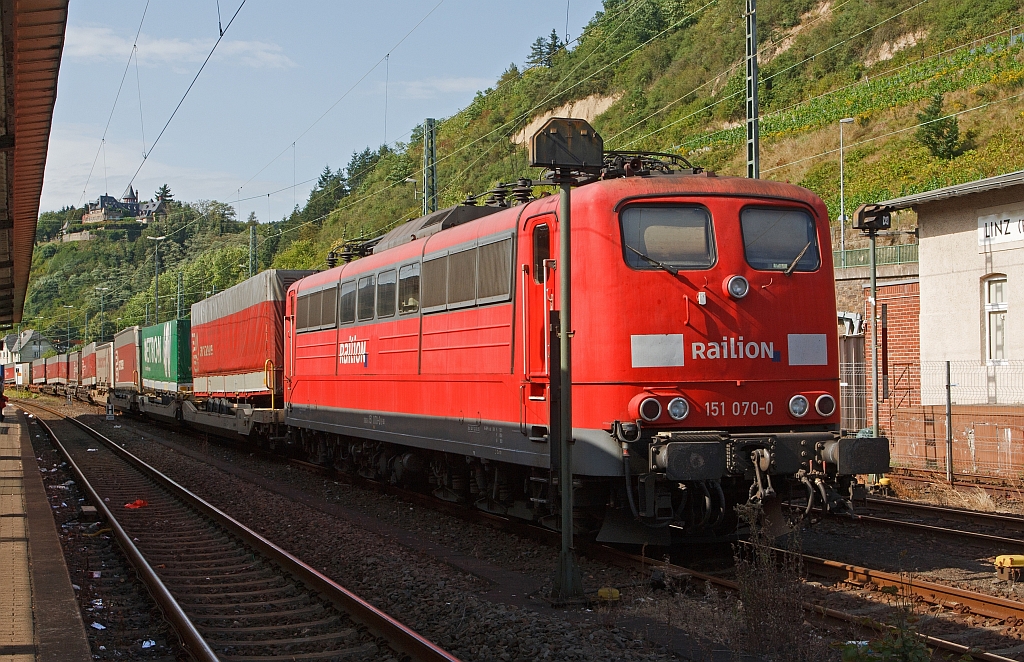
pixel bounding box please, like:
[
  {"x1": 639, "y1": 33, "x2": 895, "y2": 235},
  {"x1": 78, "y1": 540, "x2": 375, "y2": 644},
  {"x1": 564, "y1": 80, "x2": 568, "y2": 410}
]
[
  {"x1": 745, "y1": 0, "x2": 760, "y2": 178},
  {"x1": 95, "y1": 287, "x2": 109, "y2": 342},
  {"x1": 63, "y1": 305, "x2": 73, "y2": 352},
  {"x1": 177, "y1": 272, "x2": 183, "y2": 319},
  {"x1": 839, "y1": 118, "x2": 854, "y2": 267},
  {"x1": 147, "y1": 235, "x2": 166, "y2": 324},
  {"x1": 249, "y1": 221, "x2": 257, "y2": 277},
  {"x1": 422, "y1": 118, "x2": 437, "y2": 215}
]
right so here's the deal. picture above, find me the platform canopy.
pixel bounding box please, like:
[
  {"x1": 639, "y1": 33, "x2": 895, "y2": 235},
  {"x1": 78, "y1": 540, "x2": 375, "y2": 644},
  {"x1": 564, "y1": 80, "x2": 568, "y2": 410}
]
[{"x1": 0, "y1": 0, "x2": 68, "y2": 325}]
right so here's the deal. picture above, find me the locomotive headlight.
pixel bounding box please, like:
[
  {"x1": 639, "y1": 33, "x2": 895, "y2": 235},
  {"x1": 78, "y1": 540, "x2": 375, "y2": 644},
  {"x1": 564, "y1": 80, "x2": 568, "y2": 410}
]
[
  {"x1": 726, "y1": 275, "x2": 749, "y2": 299},
  {"x1": 667, "y1": 397, "x2": 689, "y2": 420},
  {"x1": 788, "y1": 394, "x2": 809, "y2": 418},
  {"x1": 639, "y1": 397, "x2": 662, "y2": 422},
  {"x1": 815, "y1": 394, "x2": 837, "y2": 417}
]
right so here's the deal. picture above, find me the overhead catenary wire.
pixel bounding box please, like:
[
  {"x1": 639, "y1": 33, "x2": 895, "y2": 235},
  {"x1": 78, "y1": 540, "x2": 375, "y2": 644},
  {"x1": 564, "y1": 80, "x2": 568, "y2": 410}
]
[
  {"x1": 121, "y1": 0, "x2": 248, "y2": 197},
  {"x1": 78, "y1": 0, "x2": 151, "y2": 207},
  {"x1": 665, "y1": 22, "x2": 1024, "y2": 154},
  {"x1": 613, "y1": 0, "x2": 932, "y2": 151},
  {"x1": 237, "y1": 0, "x2": 644, "y2": 227},
  {"x1": 761, "y1": 88, "x2": 1024, "y2": 175},
  {"x1": 234, "y1": 0, "x2": 445, "y2": 197}
]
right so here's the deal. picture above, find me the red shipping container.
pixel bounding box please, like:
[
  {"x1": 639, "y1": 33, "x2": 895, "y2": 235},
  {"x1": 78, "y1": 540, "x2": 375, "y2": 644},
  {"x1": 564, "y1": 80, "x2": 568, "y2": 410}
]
[
  {"x1": 190, "y1": 270, "x2": 312, "y2": 396},
  {"x1": 96, "y1": 342, "x2": 113, "y2": 388},
  {"x1": 45, "y1": 355, "x2": 60, "y2": 383},
  {"x1": 114, "y1": 327, "x2": 140, "y2": 390},
  {"x1": 32, "y1": 358, "x2": 45, "y2": 384},
  {"x1": 69, "y1": 351, "x2": 81, "y2": 385},
  {"x1": 4, "y1": 365, "x2": 13, "y2": 382},
  {"x1": 82, "y1": 343, "x2": 97, "y2": 386}
]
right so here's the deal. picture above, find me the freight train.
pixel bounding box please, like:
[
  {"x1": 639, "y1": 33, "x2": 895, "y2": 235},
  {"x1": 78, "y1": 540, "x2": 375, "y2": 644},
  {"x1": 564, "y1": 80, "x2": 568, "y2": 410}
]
[{"x1": 11, "y1": 153, "x2": 890, "y2": 544}]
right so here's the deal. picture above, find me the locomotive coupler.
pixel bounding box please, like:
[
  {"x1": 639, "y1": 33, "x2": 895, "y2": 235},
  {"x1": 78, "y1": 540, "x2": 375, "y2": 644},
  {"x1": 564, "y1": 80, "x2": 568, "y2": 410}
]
[{"x1": 748, "y1": 448, "x2": 775, "y2": 503}]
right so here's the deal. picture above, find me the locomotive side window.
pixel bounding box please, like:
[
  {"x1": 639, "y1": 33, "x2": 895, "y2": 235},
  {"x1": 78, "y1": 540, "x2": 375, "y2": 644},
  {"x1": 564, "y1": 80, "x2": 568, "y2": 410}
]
[
  {"x1": 296, "y1": 293, "x2": 310, "y2": 330},
  {"x1": 306, "y1": 290, "x2": 323, "y2": 329},
  {"x1": 320, "y1": 286, "x2": 338, "y2": 328},
  {"x1": 478, "y1": 237, "x2": 513, "y2": 300},
  {"x1": 620, "y1": 205, "x2": 715, "y2": 271},
  {"x1": 532, "y1": 225, "x2": 549, "y2": 284},
  {"x1": 377, "y1": 270, "x2": 397, "y2": 318},
  {"x1": 357, "y1": 276, "x2": 376, "y2": 321},
  {"x1": 740, "y1": 207, "x2": 820, "y2": 272},
  {"x1": 448, "y1": 248, "x2": 478, "y2": 307},
  {"x1": 398, "y1": 263, "x2": 420, "y2": 314},
  {"x1": 339, "y1": 281, "x2": 356, "y2": 324},
  {"x1": 422, "y1": 255, "x2": 447, "y2": 310}
]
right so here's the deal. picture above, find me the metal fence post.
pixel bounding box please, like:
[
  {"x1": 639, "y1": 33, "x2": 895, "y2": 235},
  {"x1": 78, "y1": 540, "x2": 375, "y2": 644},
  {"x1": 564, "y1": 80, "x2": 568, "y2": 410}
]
[{"x1": 945, "y1": 360, "x2": 953, "y2": 483}]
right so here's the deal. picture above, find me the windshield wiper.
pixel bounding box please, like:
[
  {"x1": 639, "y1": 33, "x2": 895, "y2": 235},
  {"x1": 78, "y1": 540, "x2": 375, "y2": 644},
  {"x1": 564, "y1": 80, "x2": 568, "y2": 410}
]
[
  {"x1": 784, "y1": 240, "x2": 813, "y2": 276},
  {"x1": 624, "y1": 244, "x2": 679, "y2": 275}
]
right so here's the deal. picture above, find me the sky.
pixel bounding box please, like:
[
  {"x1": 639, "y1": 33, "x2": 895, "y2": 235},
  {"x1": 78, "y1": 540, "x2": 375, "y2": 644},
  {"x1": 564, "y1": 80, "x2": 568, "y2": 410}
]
[{"x1": 42, "y1": 0, "x2": 605, "y2": 221}]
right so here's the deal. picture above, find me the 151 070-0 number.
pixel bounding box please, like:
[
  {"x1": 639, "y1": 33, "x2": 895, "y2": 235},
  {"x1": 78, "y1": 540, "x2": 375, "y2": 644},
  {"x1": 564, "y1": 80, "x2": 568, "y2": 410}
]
[{"x1": 704, "y1": 401, "x2": 774, "y2": 417}]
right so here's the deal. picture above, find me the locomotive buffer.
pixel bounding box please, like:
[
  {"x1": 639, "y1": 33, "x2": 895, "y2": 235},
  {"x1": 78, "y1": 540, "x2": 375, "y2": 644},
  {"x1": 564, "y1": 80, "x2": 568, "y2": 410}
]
[{"x1": 530, "y1": 117, "x2": 604, "y2": 602}]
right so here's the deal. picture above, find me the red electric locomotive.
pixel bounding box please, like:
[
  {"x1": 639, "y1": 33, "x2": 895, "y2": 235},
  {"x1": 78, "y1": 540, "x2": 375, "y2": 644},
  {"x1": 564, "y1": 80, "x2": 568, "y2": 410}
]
[{"x1": 284, "y1": 155, "x2": 889, "y2": 542}]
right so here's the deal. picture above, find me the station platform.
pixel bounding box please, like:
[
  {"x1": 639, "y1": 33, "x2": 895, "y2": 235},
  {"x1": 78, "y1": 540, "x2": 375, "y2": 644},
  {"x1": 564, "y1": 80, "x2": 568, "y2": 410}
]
[{"x1": 1, "y1": 408, "x2": 90, "y2": 662}]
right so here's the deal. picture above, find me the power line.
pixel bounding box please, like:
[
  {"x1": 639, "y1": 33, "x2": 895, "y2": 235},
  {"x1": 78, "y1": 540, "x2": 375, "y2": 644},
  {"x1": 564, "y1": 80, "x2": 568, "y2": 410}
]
[
  {"x1": 668, "y1": 22, "x2": 1023, "y2": 154},
  {"x1": 761, "y1": 89, "x2": 1024, "y2": 175},
  {"x1": 234, "y1": 1, "x2": 445, "y2": 196},
  {"x1": 121, "y1": 0, "x2": 248, "y2": 197},
  {"x1": 78, "y1": 0, "x2": 151, "y2": 206},
  {"x1": 616, "y1": 0, "x2": 932, "y2": 150}
]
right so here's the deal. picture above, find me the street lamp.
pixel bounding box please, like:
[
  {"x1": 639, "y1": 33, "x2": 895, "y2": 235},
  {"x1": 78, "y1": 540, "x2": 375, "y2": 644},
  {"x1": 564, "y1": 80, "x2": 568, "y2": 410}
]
[
  {"x1": 839, "y1": 117, "x2": 854, "y2": 268},
  {"x1": 147, "y1": 236, "x2": 167, "y2": 324},
  {"x1": 95, "y1": 287, "x2": 109, "y2": 342},
  {"x1": 62, "y1": 305, "x2": 73, "y2": 352}
]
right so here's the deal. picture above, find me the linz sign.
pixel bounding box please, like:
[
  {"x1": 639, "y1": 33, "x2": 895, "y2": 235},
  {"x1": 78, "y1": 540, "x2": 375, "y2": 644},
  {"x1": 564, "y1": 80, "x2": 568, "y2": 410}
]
[{"x1": 978, "y1": 203, "x2": 1024, "y2": 252}]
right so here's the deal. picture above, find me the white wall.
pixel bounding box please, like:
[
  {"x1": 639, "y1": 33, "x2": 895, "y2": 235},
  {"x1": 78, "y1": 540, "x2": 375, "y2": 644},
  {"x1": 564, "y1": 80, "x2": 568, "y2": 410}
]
[{"x1": 918, "y1": 185, "x2": 1024, "y2": 404}]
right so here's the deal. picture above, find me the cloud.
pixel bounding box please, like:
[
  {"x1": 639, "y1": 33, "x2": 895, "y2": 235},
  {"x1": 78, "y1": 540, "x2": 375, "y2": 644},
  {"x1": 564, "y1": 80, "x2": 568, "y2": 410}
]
[
  {"x1": 385, "y1": 77, "x2": 492, "y2": 100},
  {"x1": 64, "y1": 25, "x2": 295, "y2": 70},
  {"x1": 40, "y1": 124, "x2": 251, "y2": 212}
]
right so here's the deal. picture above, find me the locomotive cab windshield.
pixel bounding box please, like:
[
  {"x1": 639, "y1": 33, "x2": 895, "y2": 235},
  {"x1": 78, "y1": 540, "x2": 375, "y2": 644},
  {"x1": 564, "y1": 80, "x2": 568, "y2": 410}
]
[{"x1": 620, "y1": 205, "x2": 716, "y2": 272}]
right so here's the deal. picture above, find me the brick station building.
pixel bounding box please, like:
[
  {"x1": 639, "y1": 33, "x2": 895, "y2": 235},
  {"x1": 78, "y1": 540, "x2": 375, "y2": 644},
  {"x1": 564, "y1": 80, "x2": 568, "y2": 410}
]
[{"x1": 862, "y1": 171, "x2": 1024, "y2": 477}]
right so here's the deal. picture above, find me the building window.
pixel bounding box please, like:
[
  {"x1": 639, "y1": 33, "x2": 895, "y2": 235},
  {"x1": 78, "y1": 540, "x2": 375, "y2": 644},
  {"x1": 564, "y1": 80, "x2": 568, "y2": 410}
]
[{"x1": 985, "y1": 275, "x2": 1007, "y2": 364}]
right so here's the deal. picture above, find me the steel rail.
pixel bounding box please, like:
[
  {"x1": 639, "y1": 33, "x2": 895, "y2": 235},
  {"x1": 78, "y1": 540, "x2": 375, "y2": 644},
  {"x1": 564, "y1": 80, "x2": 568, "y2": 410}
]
[
  {"x1": 865, "y1": 496, "x2": 1024, "y2": 531},
  {"x1": 38, "y1": 399, "x2": 1018, "y2": 662},
  {"x1": 791, "y1": 500, "x2": 1024, "y2": 550},
  {"x1": 25, "y1": 411, "x2": 219, "y2": 662},
  {"x1": 800, "y1": 552, "x2": 1024, "y2": 622},
  {"x1": 20, "y1": 401, "x2": 461, "y2": 662},
  {"x1": 586, "y1": 547, "x2": 1019, "y2": 662}
]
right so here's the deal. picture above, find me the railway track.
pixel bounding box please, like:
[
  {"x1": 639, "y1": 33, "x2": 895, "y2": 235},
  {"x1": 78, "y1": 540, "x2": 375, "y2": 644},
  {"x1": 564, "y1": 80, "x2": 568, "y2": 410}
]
[
  {"x1": 789, "y1": 497, "x2": 1024, "y2": 551},
  {"x1": 25, "y1": 397, "x2": 1024, "y2": 661},
  {"x1": 864, "y1": 496, "x2": 1024, "y2": 531},
  {"x1": 887, "y1": 468, "x2": 1024, "y2": 500},
  {"x1": 19, "y1": 401, "x2": 459, "y2": 662}
]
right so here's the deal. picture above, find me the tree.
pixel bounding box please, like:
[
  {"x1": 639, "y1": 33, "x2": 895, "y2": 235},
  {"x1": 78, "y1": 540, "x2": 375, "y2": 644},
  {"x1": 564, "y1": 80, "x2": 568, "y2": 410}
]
[
  {"x1": 155, "y1": 184, "x2": 174, "y2": 201},
  {"x1": 915, "y1": 94, "x2": 973, "y2": 159},
  {"x1": 527, "y1": 30, "x2": 562, "y2": 67}
]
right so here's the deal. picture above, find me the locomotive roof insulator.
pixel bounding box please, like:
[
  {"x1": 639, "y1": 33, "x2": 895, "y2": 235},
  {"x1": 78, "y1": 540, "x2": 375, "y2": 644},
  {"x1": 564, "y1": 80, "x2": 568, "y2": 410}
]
[
  {"x1": 511, "y1": 178, "x2": 533, "y2": 205},
  {"x1": 461, "y1": 193, "x2": 479, "y2": 206},
  {"x1": 484, "y1": 183, "x2": 509, "y2": 208}
]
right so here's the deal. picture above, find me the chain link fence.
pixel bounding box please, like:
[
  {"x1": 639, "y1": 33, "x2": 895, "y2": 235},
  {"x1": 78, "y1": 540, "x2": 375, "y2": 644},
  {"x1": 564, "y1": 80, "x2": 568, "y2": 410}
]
[{"x1": 840, "y1": 359, "x2": 1024, "y2": 479}]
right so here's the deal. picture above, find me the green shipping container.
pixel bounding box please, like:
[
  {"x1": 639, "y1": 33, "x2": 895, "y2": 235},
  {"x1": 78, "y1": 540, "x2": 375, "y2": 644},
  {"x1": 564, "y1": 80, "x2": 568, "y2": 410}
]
[{"x1": 140, "y1": 319, "x2": 192, "y2": 392}]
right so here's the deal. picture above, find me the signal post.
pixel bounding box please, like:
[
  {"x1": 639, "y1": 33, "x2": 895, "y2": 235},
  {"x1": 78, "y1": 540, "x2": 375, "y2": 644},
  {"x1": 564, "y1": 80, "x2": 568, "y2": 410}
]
[{"x1": 529, "y1": 118, "x2": 603, "y2": 603}]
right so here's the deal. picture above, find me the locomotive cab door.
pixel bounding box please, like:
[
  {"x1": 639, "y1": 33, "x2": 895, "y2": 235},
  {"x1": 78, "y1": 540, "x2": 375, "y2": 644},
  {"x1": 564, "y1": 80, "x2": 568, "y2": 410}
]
[
  {"x1": 284, "y1": 290, "x2": 296, "y2": 398},
  {"x1": 521, "y1": 214, "x2": 557, "y2": 433}
]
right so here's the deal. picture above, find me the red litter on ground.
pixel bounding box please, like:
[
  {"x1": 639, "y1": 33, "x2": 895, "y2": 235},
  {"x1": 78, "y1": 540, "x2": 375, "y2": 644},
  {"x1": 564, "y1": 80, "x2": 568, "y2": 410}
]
[{"x1": 124, "y1": 499, "x2": 148, "y2": 509}]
